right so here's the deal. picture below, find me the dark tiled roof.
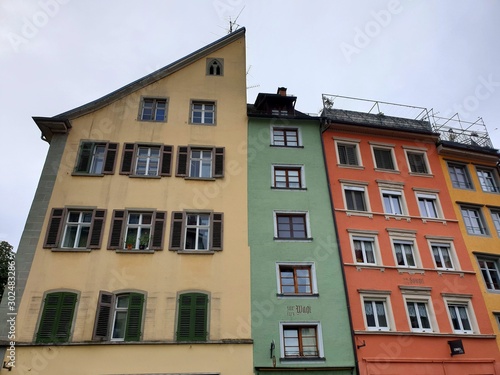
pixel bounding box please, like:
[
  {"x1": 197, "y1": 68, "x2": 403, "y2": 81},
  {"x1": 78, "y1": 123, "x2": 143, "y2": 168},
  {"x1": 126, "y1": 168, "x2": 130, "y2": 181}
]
[{"x1": 247, "y1": 104, "x2": 318, "y2": 121}]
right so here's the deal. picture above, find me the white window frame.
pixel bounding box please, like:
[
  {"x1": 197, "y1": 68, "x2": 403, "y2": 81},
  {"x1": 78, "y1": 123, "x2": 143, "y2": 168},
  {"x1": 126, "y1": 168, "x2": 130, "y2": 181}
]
[
  {"x1": 276, "y1": 262, "x2": 318, "y2": 296},
  {"x1": 139, "y1": 97, "x2": 168, "y2": 122},
  {"x1": 416, "y1": 192, "x2": 442, "y2": 219},
  {"x1": 342, "y1": 183, "x2": 370, "y2": 212},
  {"x1": 351, "y1": 235, "x2": 378, "y2": 265},
  {"x1": 190, "y1": 100, "x2": 216, "y2": 124},
  {"x1": 381, "y1": 189, "x2": 406, "y2": 215},
  {"x1": 403, "y1": 296, "x2": 435, "y2": 333},
  {"x1": 477, "y1": 256, "x2": 500, "y2": 292},
  {"x1": 270, "y1": 126, "x2": 302, "y2": 147},
  {"x1": 124, "y1": 212, "x2": 152, "y2": 250},
  {"x1": 443, "y1": 296, "x2": 478, "y2": 334},
  {"x1": 273, "y1": 210, "x2": 312, "y2": 241},
  {"x1": 334, "y1": 138, "x2": 362, "y2": 167},
  {"x1": 189, "y1": 149, "x2": 213, "y2": 178},
  {"x1": 392, "y1": 240, "x2": 418, "y2": 268},
  {"x1": 271, "y1": 164, "x2": 306, "y2": 189},
  {"x1": 429, "y1": 241, "x2": 457, "y2": 271},
  {"x1": 447, "y1": 162, "x2": 473, "y2": 190},
  {"x1": 135, "y1": 146, "x2": 161, "y2": 176},
  {"x1": 476, "y1": 167, "x2": 500, "y2": 193},
  {"x1": 184, "y1": 213, "x2": 211, "y2": 250},
  {"x1": 279, "y1": 321, "x2": 324, "y2": 359},
  {"x1": 460, "y1": 205, "x2": 489, "y2": 236},
  {"x1": 61, "y1": 210, "x2": 93, "y2": 249},
  {"x1": 371, "y1": 144, "x2": 397, "y2": 171},
  {"x1": 491, "y1": 209, "x2": 500, "y2": 237},
  {"x1": 361, "y1": 293, "x2": 393, "y2": 332},
  {"x1": 405, "y1": 149, "x2": 430, "y2": 175}
]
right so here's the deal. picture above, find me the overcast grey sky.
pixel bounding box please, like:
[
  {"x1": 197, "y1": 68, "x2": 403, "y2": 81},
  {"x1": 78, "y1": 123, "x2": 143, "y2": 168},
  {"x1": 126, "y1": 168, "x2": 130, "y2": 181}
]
[{"x1": 1, "y1": 0, "x2": 499, "y2": 250}]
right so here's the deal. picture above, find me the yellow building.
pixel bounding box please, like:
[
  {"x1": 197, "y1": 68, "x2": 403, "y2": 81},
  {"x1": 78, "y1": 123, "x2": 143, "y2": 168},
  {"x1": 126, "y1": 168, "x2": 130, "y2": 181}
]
[
  {"x1": 0, "y1": 28, "x2": 252, "y2": 374},
  {"x1": 437, "y1": 122, "x2": 500, "y2": 350}
]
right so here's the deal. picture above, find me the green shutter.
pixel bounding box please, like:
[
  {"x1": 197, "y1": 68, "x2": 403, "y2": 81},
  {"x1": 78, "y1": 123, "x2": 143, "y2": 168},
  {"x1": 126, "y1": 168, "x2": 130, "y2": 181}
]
[
  {"x1": 124, "y1": 293, "x2": 144, "y2": 341},
  {"x1": 177, "y1": 293, "x2": 208, "y2": 341},
  {"x1": 36, "y1": 292, "x2": 77, "y2": 343}
]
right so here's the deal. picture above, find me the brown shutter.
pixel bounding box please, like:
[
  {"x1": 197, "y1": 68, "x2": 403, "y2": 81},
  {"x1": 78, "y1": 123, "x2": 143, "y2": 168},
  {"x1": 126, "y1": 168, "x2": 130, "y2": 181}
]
[
  {"x1": 213, "y1": 147, "x2": 225, "y2": 178},
  {"x1": 151, "y1": 211, "x2": 166, "y2": 250},
  {"x1": 93, "y1": 291, "x2": 113, "y2": 340},
  {"x1": 108, "y1": 210, "x2": 125, "y2": 249},
  {"x1": 120, "y1": 143, "x2": 135, "y2": 175},
  {"x1": 176, "y1": 146, "x2": 189, "y2": 177},
  {"x1": 160, "y1": 145, "x2": 173, "y2": 176},
  {"x1": 169, "y1": 212, "x2": 184, "y2": 250},
  {"x1": 211, "y1": 213, "x2": 223, "y2": 250},
  {"x1": 44, "y1": 208, "x2": 65, "y2": 248},
  {"x1": 88, "y1": 209, "x2": 106, "y2": 249},
  {"x1": 103, "y1": 143, "x2": 118, "y2": 174}
]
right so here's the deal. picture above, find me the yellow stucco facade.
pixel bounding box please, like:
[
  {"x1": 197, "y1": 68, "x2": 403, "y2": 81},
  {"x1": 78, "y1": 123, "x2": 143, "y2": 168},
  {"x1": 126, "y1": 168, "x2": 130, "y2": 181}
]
[
  {"x1": 8, "y1": 29, "x2": 252, "y2": 374},
  {"x1": 438, "y1": 144, "x2": 500, "y2": 350}
]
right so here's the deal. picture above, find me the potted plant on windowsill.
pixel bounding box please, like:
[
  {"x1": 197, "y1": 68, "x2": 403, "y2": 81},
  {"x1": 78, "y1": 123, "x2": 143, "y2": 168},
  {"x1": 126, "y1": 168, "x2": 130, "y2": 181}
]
[
  {"x1": 125, "y1": 233, "x2": 136, "y2": 250},
  {"x1": 139, "y1": 233, "x2": 150, "y2": 250}
]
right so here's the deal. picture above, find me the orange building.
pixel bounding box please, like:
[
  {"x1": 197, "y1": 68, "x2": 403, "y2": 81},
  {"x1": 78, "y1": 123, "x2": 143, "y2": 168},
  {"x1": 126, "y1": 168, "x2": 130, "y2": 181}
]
[{"x1": 321, "y1": 95, "x2": 500, "y2": 374}]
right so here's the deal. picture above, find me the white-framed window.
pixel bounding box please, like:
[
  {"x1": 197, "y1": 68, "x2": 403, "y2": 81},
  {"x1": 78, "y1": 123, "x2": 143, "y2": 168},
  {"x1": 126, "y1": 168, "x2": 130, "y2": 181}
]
[
  {"x1": 476, "y1": 167, "x2": 499, "y2": 193},
  {"x1": 169, "y1": 211, "x2": 223, "y2": 252},
  {"x1": 381, "y1": 189, "x2": 404, "y2": 215},
  {"x1": 273, "y1": 211, "x2": 311, "y2": 240},
  {"x1": 405, "y1": 300, "x2": 433, "y2": 333},
  {"x1": 124, "y1": 212, "x2": 152, "y2": 250},
  {"x1": 191, "y1": 101, "x2": 215, "y2": 124},
  {"x1": 139, "y1": 97, "x2": 168, "y2": 121},
  {"x1": 443, "y1": 295, "x2": 477, "y2": 334},
  {"x1": 447, "y1": 162, "x2": 473, "y2": 189},
  {"x1": 73, "y1": 141, "x2": 118, "y2": 175},
  {"x1": 363, "y1": 298, "x2": 391, "y2": 331},
  {"x1": 190, "y1": 149, "x2": 213, "y2": 178},
  {"x1": 61, "y1": 210, "x2": 93, "y2": 248},
  {"x1": 372, "y1": 145, "x2": 396, "y2": 171},
  {"x1": 175, "y1": 146, "x2": 224, "y2": 179},
  {"x1": 276, "y1": 262, "x2": 318, "y2": 296},
  {"x1": 272, "y1": 164, "x2": 305, "y2": 189},
  {"x1": 185, "y1": 213, "x2": 211, "y2": 250},
  {"x1": 416, "y1": 192, "x2": 441, "y2": 218},
  {"x1": 120, "y1": 143, "x2": 173, "y2": 177},
  {"x1": 430, "y1": 242, "x2": 455, "y2": 270},
  {"x1": 279, "y1": 322, "x2": 324, "y2": 359},
  {"x1": 343, "y1": 185, "x2": 368, "y2": 212},
  {"x1": 135, "y1": 146, "x2": 161, "y2": 176},
  {"x1": 406, "y1": 150, "x2": 430, "y2": 174},
  {"x1": 477, "y1": 256, "x2": 500, "y2": 291},
  {"x1": 493, "y1": 313, "x2": 500, "y2": 330},
  {"x1": 352, "y1": 236, "x2": 377, "y2": 265},
  {"x1": 335, "y1": 139, "x2": 362, "y2": 167},
  {"x1": 271, "y1": 126, "x2": 301, "y2": 147},
  {"x1": 393, "y1": 240, "x2": 417, "y2": 267},
  {"x1": 491, "y1": 209, "x2": 500, "y2": 237},
  {"x1": 460, "y1": 205, "x2": 489, "y2": 235}
]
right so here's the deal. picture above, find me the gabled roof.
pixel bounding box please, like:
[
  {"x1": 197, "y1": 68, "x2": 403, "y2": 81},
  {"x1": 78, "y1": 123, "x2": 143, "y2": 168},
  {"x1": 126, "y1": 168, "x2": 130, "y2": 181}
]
[{"x1": 34, "y1": 28, "x2": 246, "y2": 142}]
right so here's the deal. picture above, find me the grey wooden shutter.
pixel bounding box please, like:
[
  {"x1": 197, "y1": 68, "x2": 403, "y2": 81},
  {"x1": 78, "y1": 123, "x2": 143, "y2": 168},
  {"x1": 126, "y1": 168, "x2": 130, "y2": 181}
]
[
  {"x1": 151, "y1": 211, "x2": 166, "y2": 250},
  {"x1": 176, "y1": 146, "x2": 189, "y2": 176},
  {"x1": 93, "y1": 291, "x2": 113, "y2": 340},
  {"x1": 169, "y1": 212, "x2": 184, "y2": 250},
  {"x1": 44, "y1": 208, "x2": 65, "y2": 248},
  {"x1": 75, "y1": 142, "x2": 93, "y2": 173},
  {"x1": 108, "y1": 210, "x2": 125, "y2": 249},
  {"x1": 120, "y1": 143, "x2": 135, "y2": 175},
  {"x1": 213, "y1": 147, "x2": 225, "y2": 177},
  {"x1": 211, "y1": 213, "x2": 223, "y2": 250},
  {"x1": 103, "y1": 143, "x2": 118, "y2": 174},
  {"x1": 88, "y1": 209, "x2": 106, "y2": 249},
  {"x1": 160, "y1": 145, "x2": 173, "y2": 176}
]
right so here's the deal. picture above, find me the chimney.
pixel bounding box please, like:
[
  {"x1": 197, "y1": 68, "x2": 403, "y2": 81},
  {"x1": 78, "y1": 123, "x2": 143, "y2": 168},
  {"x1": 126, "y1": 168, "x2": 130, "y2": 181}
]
[{"x1": 277, "y1": 87, "x2": 287, "y2": 96}]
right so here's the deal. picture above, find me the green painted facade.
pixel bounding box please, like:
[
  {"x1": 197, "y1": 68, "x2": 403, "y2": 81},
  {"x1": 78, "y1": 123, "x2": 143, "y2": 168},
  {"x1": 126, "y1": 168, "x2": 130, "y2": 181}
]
[{"x1": 248, "y1": 102, "x2": 357, "y2": 374}]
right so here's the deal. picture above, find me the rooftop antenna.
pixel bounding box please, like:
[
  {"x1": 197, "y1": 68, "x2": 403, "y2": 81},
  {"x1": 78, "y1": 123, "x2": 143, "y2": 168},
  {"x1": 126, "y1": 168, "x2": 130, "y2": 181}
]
[
  {"x1": 246, "y1": 65, "x2": 260, "y2": 90},
  {"x1": 228, "y1": 6, "x2": 245, "y2": 33}
]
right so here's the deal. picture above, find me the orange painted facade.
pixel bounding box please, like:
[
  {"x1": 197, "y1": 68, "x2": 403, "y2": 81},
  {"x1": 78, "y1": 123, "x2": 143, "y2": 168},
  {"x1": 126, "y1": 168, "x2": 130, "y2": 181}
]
[{"x1": 322, "y1": 119, "x2": 500, "y2": 375}]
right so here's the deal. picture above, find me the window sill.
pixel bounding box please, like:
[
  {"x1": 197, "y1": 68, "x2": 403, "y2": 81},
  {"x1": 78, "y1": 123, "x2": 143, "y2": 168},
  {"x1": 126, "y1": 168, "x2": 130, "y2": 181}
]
[
  {"x1": 274, "y1": 238, "x2": 313, "y2": 242},
  {"x1": 374, "y1": 168, "x2": 400, "y2": 174},
  {"x1": 280, "y1": 357, "x2": 326, "y2": 363},
  {"x1": 337, "y1": 164, "x2": 365, "y2": 170},
  {"x1": 71, "y1": 172, "x2": 105, "y2": 177},
  {"x1": 271, "y1": 187, "x2": 307, "y2": 191},
  {"x1": 189, "y1": 122, "x2": 216, "y2": 126},
  {"x1": 354, "y1": 330, "x2": 496, "y2": 339},
  {"x1": 175, "y1": 250, "x2": 216, "y2": 255},
  {"x1": 50, "y1": 248, "x2": 92, "y2": 252},
  {"x1": 115, "y1": 249, "x2": 155, "y2": 254},
  {"x1": 383, "y1": 214, "x2": 412, "y2": 222},
  {"x1": 277, "y1": 293, "x2": 319, "y2": 298},
  {"x1": 128, "y1": 175, "x2": 162, "y2": 179},
  {"x1": 409, "y1": 172, "x2": 434, "y2": 178},
  {"x1": 137, "y1": 119, "x2": 167, "y2": 123},
  {"x1": 270, "y1": 145, "x2": 304, "y2": 149},
  {"x1": 345, "y1": 210, "x2": 373, "y2": 218},
  {"x1": 184, "y1": 177, "x2": 217, "y2": 181}
]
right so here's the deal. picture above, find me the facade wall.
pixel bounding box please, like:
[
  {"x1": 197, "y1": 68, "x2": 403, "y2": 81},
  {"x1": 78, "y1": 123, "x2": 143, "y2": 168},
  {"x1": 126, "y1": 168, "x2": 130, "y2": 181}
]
[
  {"x1": 438, "y1": 146, "x2": 500, "y2": 350},
  {"x1": 322, "y1": 123, "x2": 500, "y2": 374},
  {"x1": 4, "y1": 33, "x2": 252, "y2": 374},
  {"x1": 248, "y1": 116, "x2": 356, "y2": 373}
]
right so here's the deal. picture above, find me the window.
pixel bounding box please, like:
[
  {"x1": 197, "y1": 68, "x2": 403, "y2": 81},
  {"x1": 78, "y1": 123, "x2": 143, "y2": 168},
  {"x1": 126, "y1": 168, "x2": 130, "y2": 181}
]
[
  {"x1": 280, "y1": 323, "x2": 323, "y2": 359},
  {"x1": 477, "y1": 256, "x2": 500, "y2": 291},
  {"x1": 337, "y1": 142, "x2": 359, "y2": 166},
  {"x1": 206, "y1": 58, "x2": 223, "y2": 76},
  {"x1": 177, "y1": 292, "x2": 209, "y2": 341},
  {"x1": 344, "y1": 186, "x2": 367, "y2": 211},
  {"x1": 272, "y1": 165, "x2": 304, "y2": 189},
  {"x1": 447, "y1": 304, "x2": 473, "y2": 334},
  {"x1": 353, "y1": 236, "x2": 376, "y2": 265},
  {"x1": 373, "y1": 147, "x2": 395, "y2": 170},
  {"x1": 417, "y1": 193, "x2": 440, "y2": 218},
  {"x1": 491, "y1": 209, "x2": 500, "y2": 236},
  {"x1": 431, "y1": 243, "x2": 454, "y2": 270},
  {"x1": 363, "y1": 300, "x2": 389, "y2": 331},
  {"x1": 108, "y1": 210, "x2": 166, "y2": 250},
  {"x1": 139, "y1": 98, "x2": 167, "y2": 121},
  {"x1": 191, "y1": 101, "x2": 215, "y2": 124},
  {"x1": 393, "y1": 241, "x2": 416, "y2": 267},
  {"x1": 36, "y1": 291, "x2": 78, "y2": 343},
  {"x1": 277, "y1": 263, "x2": 316, "y2": 295},
  {"x1": 477, "y1": 168, "x2": 499, "y2": 193},
  {"x1": 274, "y1": 212, "x2": 310, "y2": 240},
  {"x1": 382, "y1": 190, "x2": 404, "y2": 215},
  {"x1": 407, "y1": 151, "x2": 428, "y2": 174},
  {"x1": 448, "y1": 162, "x2": 473, "y2": 189},
  {"x1": 43, "y1": 208, "x2": 106, "y2": 249},
  {"x1": 406, "y1": 301, "x2": 432, "y2": 332},
  {"x1": 461, "y1": 206, "x2": 488, "y2": 235},
  {"x1": 272, "y1": 127, "x2": 300, "y2": 147},
  {"x1": 74, "y1": 141, "x2": 118, "y2": 175},
  {"x1": 93, "y1": 291, "x2": 145, "y2": 341},
  {"x1": 169, "y1": 211, "x2": 223, "y2": 251},
  {"x1": 176, "y1": 146, "x2": 224, "y2": 179},
  {"x1": 120, "y1": 143, "x2": 173, "y2": 177}
]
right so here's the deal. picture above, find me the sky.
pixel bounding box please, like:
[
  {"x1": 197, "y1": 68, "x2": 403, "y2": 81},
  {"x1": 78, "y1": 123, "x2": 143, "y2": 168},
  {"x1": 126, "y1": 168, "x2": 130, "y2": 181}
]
[{"x1": 1, "y1": 0, "x2": 499, "y2": 250}]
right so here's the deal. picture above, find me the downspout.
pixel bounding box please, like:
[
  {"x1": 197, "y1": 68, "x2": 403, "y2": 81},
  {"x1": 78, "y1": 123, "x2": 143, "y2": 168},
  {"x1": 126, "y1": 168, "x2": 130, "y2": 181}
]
[{"x1": 319, "y1": 118, "x2": 361, "y2": 375}]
